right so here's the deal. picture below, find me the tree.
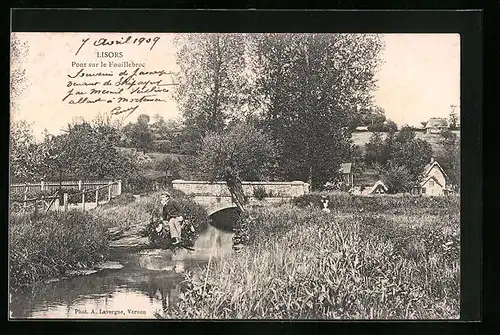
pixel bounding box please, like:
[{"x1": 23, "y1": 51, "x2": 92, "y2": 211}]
[
  {"x1": 388, "y1": 126, "x2": 433, "y2": 180},
  {"x1": 196, "y1": 122, "x2": 276, "y2": 182},
  {"x1": 10, "y1": 34, "x2": 29, "y2": 115},
  {"x1": 40, "y1": 122, "x2": 137, "y2": 181},
  {"x1": 449, "y1": 105, "x2": 459, "y2": 130},
  {"x1": 436, "y1": 129, "x2": 460, "y2": 187},
  {"x1": 9, "y1": 120, "x2": 45, "y2": 182},
  {"x1": 376, "y1": 161, "x2": 413, "y2": 194},
  {"x1": 250, "y1": 33, "x2": 384, "y2": 189},
  {"x1": 123, "y1": 115, "x2": 154, "y2": 154},
  {"x1": 196, "y1": 122, "x2": 276, "y2": 250},
  {"x1": 365, "y1": 132, "x2": 390, "y2": 165},
  {"x1": 174, "y1": 33, "x2": 248, "y2": 149},
  {"x1": 137, "y1": 114, "x2": 150, "y2": 126},
  {"x1": 365, "y1": 126, "x2": 433, "y2": 192}
]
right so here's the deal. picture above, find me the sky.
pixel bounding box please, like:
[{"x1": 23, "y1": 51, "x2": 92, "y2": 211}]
[{"x1": 10, "y1": 33, "x2": 460, "y2": 141}]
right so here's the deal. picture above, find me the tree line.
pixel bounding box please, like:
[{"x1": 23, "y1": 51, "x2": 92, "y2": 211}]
[{"x1": 11, "y1": 33, "x2": 458, "y2": 192}]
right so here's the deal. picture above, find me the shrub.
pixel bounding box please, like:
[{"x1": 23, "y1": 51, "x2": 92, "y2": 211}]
[
  {"x1": 123, "y1": 175, "x2": 158, "y2": 194},
  {"x1": 253, "y1": 186, "x2": 267, "y2": 200},
  {"x1": 9, "y1": 210, "x2": 109, "y2": 289}
]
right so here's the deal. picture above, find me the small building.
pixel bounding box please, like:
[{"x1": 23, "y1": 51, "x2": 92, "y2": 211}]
[
  {"x1": 420, "y1": 158, "x2": 448, "y2": 196},
  {"x1": 367, "y1": 180, "x2": 388, "y2": 195},
  {"x1": 425, "y1": 117, "x2": 449, "y2": 134},
  {"x1": 338, "y1": 163, "x2": 354, "y2": 188}
]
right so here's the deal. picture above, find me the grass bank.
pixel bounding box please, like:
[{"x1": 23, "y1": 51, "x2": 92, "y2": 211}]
[
  {"x1": 9, "y1": 210, "x2": 109, "y2": 290},
  {"x1": 166, "y1": 195, "x2": 460, "y2": 319},
  {"x1": 9, "y1": 190, "x2": 208, "y2": 290}
]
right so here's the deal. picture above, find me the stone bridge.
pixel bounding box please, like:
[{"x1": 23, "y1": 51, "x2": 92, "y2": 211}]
[{"x1": 172, "y1": 180, "x2": 310, "y2": 216}]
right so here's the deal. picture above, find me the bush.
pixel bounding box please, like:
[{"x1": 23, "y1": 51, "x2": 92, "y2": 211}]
[
  {"x1": 292, "y1": 193, "x2": 460, "y2": 216},
  {"x1": 10, "y1": 210, "x2": 109, "y2": 289},
  {"x1": 123, "y1": 175, "x2": 159, "y2": 194},
  {"x1": 151, "y1": 140, "x2": 174, "y2": 153},
  {"x1": 253, "y1": 186, "x2": 267, "y2": 200}
]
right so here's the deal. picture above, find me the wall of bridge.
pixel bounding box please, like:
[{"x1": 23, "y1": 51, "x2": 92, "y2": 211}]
[
  {"x1": 172, "y1": 180, "x2": 310, "y2": 216},
  {"x1": 172, "y1": 180, "x2": 310, "y2": 198}
]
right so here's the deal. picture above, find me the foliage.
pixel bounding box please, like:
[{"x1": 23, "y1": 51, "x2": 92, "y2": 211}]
[
  {"x1": 448, "y1": 107, "x2": 459, "y2": 130},
  {"x1": 174, "y1": 33, "x2": 248, "y2": 147},
  {"x1": 123, "y1": 174, "x2": 162, "y2": 195},
  {"x1": 435, "y1": 130, "x2": 460, "y2": 187},
  {"x1": 38, "y1": 121, "x2": 137, "y2": 181},
  {"x1": 249, "y1": 34, "x2": 384, "y2": 189},
  {"x1": 253, "y1": 186, "x2": 268, "y2": 200},
  {"x1": 10, "y1": 210, "x2": 109, "y2": 289},
  {"x1": 196, "y1": 122, "x2": 276, "y2": 181},
  {"x1": 364, "y1": 132, "x2": 390, "y2": 166},
  {"x1": 155, "y1": 156, "x2": 182, "y2": 179},
  {"x1": 375, "y1": 162, "x2": 414, "y2": 194},
  {"x1": 10, "y1": 120, "x2": 45, "y2": 182},
  {"x1": 164, "y1": 198, "x2": 459, "y2": 319},
  {"x1": 364, "y1": 127, "x2": 433, "y2": 191},
  {"x1": 368, "y1": 119, "x2": 398, "y2": 132},
  {"x1": 122, "y1": 115, "x2": 154, "y2": 154},
  {"x1": 388, "y1": 126, "x2": 433, "y2": 179},
  {"x1": 292, "y1": 192, "x2": 460, "y2": 216}
]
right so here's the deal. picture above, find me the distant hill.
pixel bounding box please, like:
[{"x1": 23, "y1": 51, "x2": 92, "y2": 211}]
[{"x1": 352, "y1": 131, "x2": 460, "y2": 157}]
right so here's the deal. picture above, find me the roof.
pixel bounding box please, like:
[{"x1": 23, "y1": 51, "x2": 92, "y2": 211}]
[
  {"x1": 426, "y1": 117, "x2": 448, "y2": 129},
  {"x1": 339, "y1": 163, "x2": 352, "y2": 174},
  {"x1": 423, "y1": 160, "x2": 449, "y2": 180},
  {"x1": 421, "y1": 175, "x2": 444, "y2": 188},
  {"x1": 368, "y1": 180, "x2": 388, "y2": 194}
]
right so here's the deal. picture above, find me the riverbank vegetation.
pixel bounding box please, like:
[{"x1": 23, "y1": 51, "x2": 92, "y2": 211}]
[
  {"x1": 9, "y1": 210, "x2": 109, "y2": 290},
  {"x1": 9, "y1": 190, "x2": 208, "y2": 290},
  {"x1": 165, "y1": 195, "x2": 460, "y2": 319}
]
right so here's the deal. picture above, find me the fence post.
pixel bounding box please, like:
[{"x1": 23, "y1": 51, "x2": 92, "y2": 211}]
[
  {"x1": 82, "y1": 192, "x2": 86, "y2": 211},
  {"x1": 63, "y1": 193, "x2": 68, "y2": 212},
  {"x1": 78, "y1": 180, "x2": 82, "y2": 191},
  {"x1": 117, "y1": 180, "x2": 122, "y2": 196},
  {"x1": 23, "y1": 183, "x2": 28, "y2": 211},
  {"x1": 95, "y1": 189, "x2": 99, "y2": 207},
  {"x1": 108, "y1": 182, "x2": 112, "y2": 202}
]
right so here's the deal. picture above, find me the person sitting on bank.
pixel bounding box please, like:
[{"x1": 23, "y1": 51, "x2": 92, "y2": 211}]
[{"x1": 155, "y1": 191, "x2": 184, "y2": 245}]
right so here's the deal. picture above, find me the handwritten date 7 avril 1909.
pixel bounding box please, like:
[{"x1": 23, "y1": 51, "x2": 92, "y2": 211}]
[{"x1": 63, "y1": 67, "x2": 177, "y2": 115}]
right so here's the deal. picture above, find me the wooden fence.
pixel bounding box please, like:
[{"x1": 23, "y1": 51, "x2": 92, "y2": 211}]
[
  {"x1": 9, "y1": 180, "x2": 122, "y2": 213},
  {"x1": 10, "y1": 180, "x2": 122, "y2": 197}
]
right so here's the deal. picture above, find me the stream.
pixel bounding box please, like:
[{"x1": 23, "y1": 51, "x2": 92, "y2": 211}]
[{"x1": 9, "y1": 208, "x2": 237, "y2": 319}]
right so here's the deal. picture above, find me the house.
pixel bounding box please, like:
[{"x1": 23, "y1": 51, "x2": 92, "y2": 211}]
[
  {"x1": 419, "y1": 158, "x2": 448, "y2": 196},
  {"x1": 338, "y1": 163, "x2": 354, "y2": 188},
  {"x1": 366, "y1": 180, "x2": 388, "y2": 195},
  {"x1": 425, "y1": 117, "x2": 449, "y2": 134}
]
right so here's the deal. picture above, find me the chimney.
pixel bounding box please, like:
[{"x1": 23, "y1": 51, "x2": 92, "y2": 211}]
[{"x1": 430, "y1": 157, "x2": 435, "y2": 164}]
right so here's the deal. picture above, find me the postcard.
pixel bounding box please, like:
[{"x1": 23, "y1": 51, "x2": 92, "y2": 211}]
[{"x1": 9, "y1": 30, "x2": 464, "y2": 320}]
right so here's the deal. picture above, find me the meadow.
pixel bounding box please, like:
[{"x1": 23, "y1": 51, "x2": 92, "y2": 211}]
[{"x1": 165, "y1": 194, "x2": 460, "y2": 319}]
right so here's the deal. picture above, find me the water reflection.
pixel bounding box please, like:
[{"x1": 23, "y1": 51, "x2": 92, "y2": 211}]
[
  {"x1": 10, "y1": 215, "x2": 237, "y2": 319},
  {"x1": 9, "y1": 252, "x2": 203, "y2": 319}
]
